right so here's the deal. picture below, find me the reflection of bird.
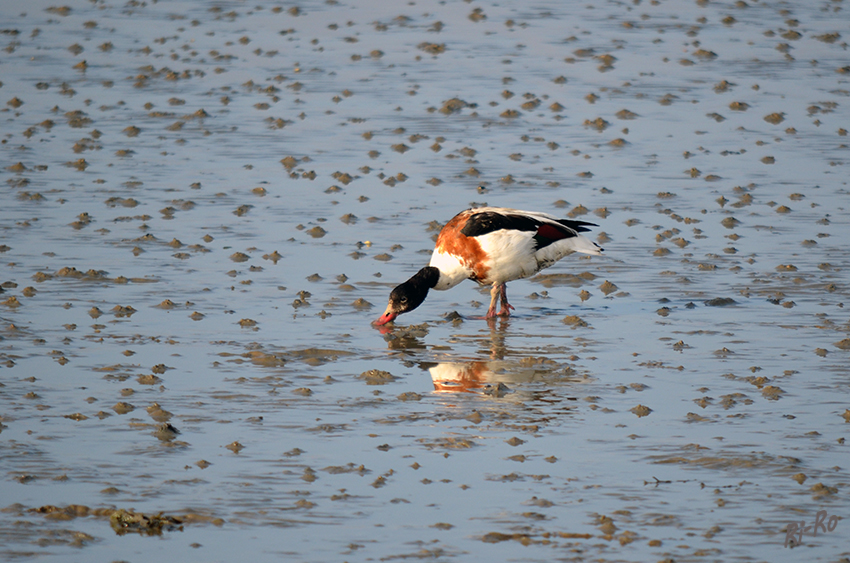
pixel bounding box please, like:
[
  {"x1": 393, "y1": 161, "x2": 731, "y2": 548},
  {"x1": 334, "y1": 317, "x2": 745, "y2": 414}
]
[
  {"x1": 428, "y1": 359, "x2": 590, "y2": 396},
  {"x1": 375, "y1": 207, "x2": 602, "y2": 325},
  {"x1": 428, "y1": 361, "x2": 509, "y2": 393}
]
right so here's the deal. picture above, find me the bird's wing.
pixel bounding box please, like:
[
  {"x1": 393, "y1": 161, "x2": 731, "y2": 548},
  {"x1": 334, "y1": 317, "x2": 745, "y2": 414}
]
[{"x1": 460, "y1": 209, "x2": 596, "y2": 250}]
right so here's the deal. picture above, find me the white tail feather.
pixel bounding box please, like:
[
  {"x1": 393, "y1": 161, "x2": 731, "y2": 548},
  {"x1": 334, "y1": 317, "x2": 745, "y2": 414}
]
[{"x1": 564, "y1": 234, "x2": 603, "y2": 256}]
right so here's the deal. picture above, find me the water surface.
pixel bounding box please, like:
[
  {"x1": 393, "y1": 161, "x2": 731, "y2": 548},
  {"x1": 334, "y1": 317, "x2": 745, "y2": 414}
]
[{"x1": 1, "y1": 0, "x2": 848, "y2": 561}]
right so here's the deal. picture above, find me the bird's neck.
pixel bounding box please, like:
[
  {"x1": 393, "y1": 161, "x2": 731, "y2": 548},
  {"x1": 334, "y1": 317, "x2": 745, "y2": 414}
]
[{"x1": 410, "y1": 266, "x2": 440, "y2": 289}]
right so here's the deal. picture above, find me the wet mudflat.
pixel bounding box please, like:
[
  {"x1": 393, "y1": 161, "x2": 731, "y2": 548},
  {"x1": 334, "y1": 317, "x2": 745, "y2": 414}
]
[{"x1": 1, "y1": 0, "x2": 849, "y2": 561}]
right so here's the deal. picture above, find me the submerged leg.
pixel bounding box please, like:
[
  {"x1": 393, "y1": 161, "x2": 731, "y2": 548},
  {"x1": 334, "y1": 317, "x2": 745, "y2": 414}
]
[
  {"x1": 498, "y1": 283, "x2": 515, "y2": 316},
  {"x1": 486, "y1": 283, "x2": 500, "y2": 318}
]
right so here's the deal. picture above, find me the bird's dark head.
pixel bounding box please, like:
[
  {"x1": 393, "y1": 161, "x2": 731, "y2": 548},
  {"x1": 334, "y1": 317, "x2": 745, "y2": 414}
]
[{"x1": 373, "y1": 267, "x2": 439, "y2": 326}]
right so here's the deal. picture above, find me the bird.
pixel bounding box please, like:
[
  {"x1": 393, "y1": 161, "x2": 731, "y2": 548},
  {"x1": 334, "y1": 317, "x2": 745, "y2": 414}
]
[{"x1": 374, "y1": 206, "x2": 603, "y2": 325}]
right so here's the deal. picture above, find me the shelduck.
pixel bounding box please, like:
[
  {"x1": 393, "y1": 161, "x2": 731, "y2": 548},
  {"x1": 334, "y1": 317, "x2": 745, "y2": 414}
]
[{"x1": 374, "y1": 206, "x2": 603, "y2": 325}]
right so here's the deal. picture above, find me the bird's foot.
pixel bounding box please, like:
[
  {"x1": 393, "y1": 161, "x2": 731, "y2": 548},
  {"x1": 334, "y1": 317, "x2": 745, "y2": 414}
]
[
  {"x1": 498, "y1": 303, "x2": 515, "y2": 317},
  {"x1": 484, "y1": 304, "x2": 513, "y2": 318}
]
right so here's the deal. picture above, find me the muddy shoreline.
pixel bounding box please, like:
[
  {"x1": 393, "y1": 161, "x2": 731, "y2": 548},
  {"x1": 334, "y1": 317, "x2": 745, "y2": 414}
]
[{"x1": 1, "y1": 0, "x2": 848, "y2": 561}]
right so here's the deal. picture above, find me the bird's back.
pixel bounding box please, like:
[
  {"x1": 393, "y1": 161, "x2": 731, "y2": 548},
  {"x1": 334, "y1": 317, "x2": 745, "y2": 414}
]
[{"x1": 429, "y1": 207, "x2": 601, "y2": 288}]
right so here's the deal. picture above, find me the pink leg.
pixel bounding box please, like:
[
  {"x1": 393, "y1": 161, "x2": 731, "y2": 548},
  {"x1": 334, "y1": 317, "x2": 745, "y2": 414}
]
[
  {"x1": 498, "y1": 283, "x2": 515, "y2": 316},
  {"x1": 486, "y1": 284, "x2": 500, "y2": 318}
]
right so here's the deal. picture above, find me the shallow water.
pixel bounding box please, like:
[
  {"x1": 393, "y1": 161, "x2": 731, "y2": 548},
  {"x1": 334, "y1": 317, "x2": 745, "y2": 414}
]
[{"x1": 1, "y1": 0, "x2": 848, "y2": 561}]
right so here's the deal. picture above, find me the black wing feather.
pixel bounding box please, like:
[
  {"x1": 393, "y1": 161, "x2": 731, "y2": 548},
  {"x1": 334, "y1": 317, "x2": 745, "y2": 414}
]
[
  {"x1": 460, "y1": 212, "x2": 540, "y2": 237},
  {"x1": 556, "y1": 219, "x2": 597, "y2": 233},
  {"x1": 460, "y1": 211, "x2": 597, "y2": 237}
]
